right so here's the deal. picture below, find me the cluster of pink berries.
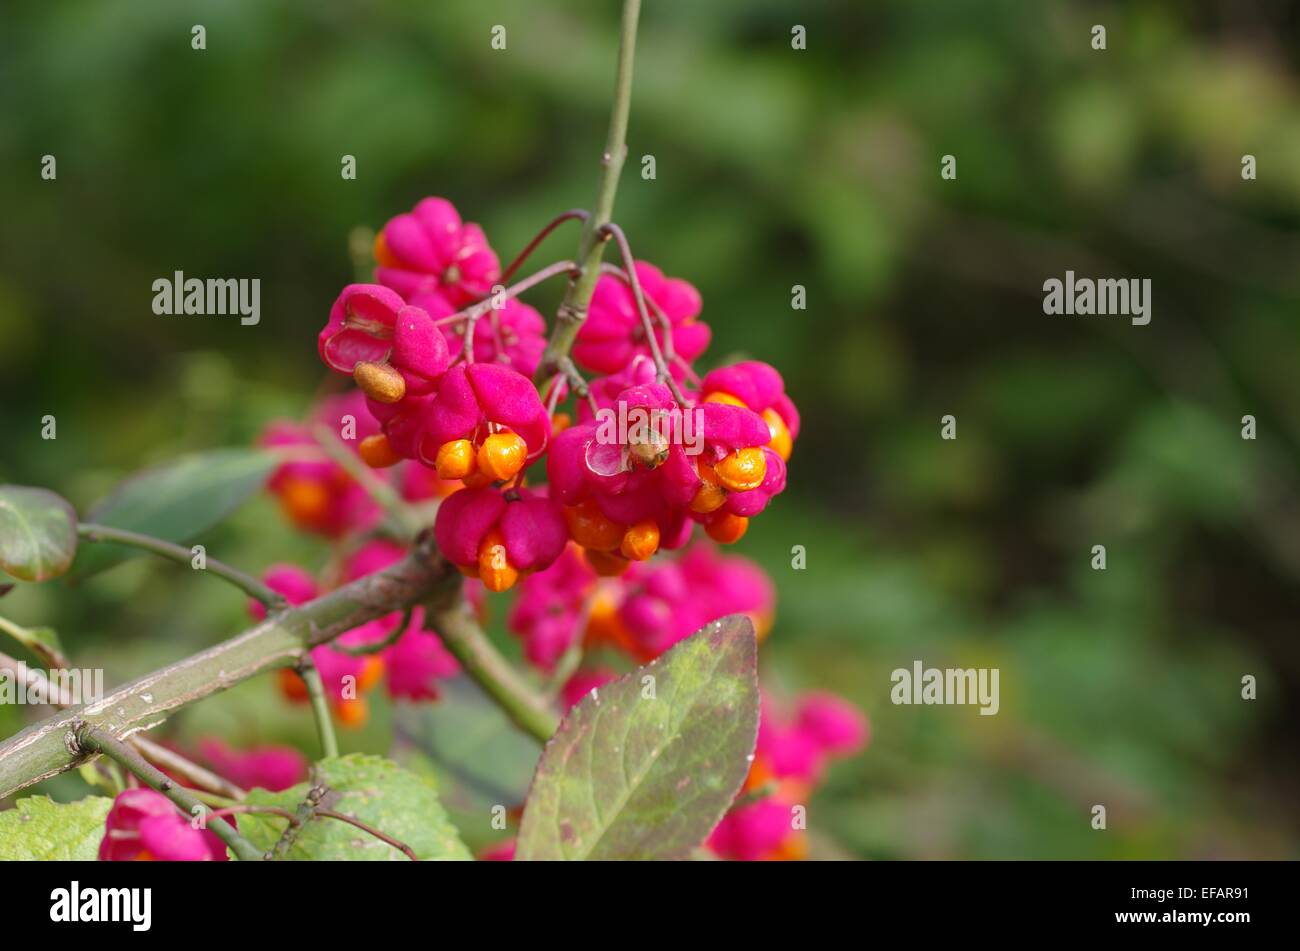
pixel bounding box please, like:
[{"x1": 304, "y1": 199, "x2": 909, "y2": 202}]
[
  {"x1": 314, "y1": 197, "x2": 796, "y2": 590},
  {"x1": 162, "y1": 195, "x2": 861, "y2": 862}
]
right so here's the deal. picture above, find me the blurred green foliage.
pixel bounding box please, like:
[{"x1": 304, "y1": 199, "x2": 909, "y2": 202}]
[{"x1": 1, "y1": 0, "x2": 1298, "y2": 858}]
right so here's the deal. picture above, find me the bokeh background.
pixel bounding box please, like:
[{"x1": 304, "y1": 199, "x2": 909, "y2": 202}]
[{"x1": 2, "y1": 0, "x2": 1299, "y2": 858}]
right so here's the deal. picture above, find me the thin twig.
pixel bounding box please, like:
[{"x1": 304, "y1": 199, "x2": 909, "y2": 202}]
[
  {"x1": 298, "y1": 659, "x2": 339, "y2": 760},
  {"x1": 500, "y1": 210, "x2": 591, "y2": 283},
  {"x1": 78, "y1": 523, "x2": 286, "y2": 609},
  {"x1": 600, "y1": 262, "x2": 676, "y2": 361},
  {"x1": 268, "y1": 782, "x2": 326, "y2": 859},
  {"x1": 330, "y1": 606, "x2": 412, "y2": 656},
  {"x1": 0, "y1": 615, "x2": 70, "y2": 670},
  {"x1": 317, "y1": 809, "x2": 419, "y2": 861},
  {"x1": 558, "y1": 356, "x2": 600, "y2": 416},
  {"x1": 597, "y1": 222, "x2": 686, "y2": 403},
  {"x1": 257, "y1": 784, "x2": 418, "y2": 859},
  {"x1": 545, "y1": 372, "x2": 566, "y2": 415},
  {"x1": 426, "y1": 585, "x2": 558, "y2": 743},
  {"x1": 534, "y1": 0, "x2": 642, "y2": 383},
  {"x1": 130, "y1": 736, "x2": 248, "y2": 801},
  {"x1": 309, "y1": 424, "x2": 423, "y2": 538},
  {"x1": 77, "y1": 724, "x2": 264, "y2": 861},
  {"x1": 436, "y1": 260, "x2": 580, "y2": 331}
]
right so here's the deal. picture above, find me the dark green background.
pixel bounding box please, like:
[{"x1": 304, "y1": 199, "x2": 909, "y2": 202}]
[{"x1": 1, "y1": 0, "x2": 1297, "y2": 858}]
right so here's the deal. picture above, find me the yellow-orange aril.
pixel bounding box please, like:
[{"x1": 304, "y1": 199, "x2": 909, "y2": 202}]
[
  {"x1": 584, "y1": 589, "x2": 621, "y2": 646},
  {"x1": 353, "y1": 361, "x2": 406, "y2": 404},
  {"x1": 358, "y1": 655, "x2": 386, "y2": 692},
  {"x1": 689, "y1": 462, "x2": 727, "y2": 514},
  {"x1": 277, "y1": 667, "x2": 309, "y2": 702},
  {"x1": 335, "y1": 697, "x2": 369, "y2": 728},
  {"x1": 358, "y1": 433, "x2": 402, "y2": 468},
  {"x1": 477, "y1": 529, "x2": 518, "y2": 592},
  {"x1": 619, "y1": 519, "x2": 661, "y2": 561},
  {"x1": 743, "y1": 754, "x2": 775, "y2": 793},
  {"x1": 706, "y1": 512, "x2": 749, "y2": 544},
  {"x1": 767, "y1": 833, "x2": 810, "y2": 862},
  {"x1": 564, "y1": 499, "x2": 623, "y2": 551},
  {"x1": 763, "y1": 408, "x2": 793, "y2": 461},
  {"x1": 477, "y1": 431, "x2": 528, "y2": 482},
  {"x1": 703, "y1": 391, "x2": 747, "y2": 408},
  {"x1": 279, "y1": 476, "x2": 330, "y2": 528},
  {"x1": 584, "y1": 548, "x2": 631, "y2": 577},
  {"x1": 551, "y1": 412, "x2": 573, "y2": 435},
  {"x1": 435, "y1": 439, "x2": 477, "y2": 481},
  {"x1": 373, "y1": 232, "x2": 401, "y2": 269},
  {"x1": 714, "y1": 447, "x2": 767, "y2": 492}
]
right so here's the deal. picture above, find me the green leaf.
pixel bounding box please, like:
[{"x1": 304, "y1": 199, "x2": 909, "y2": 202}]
[
  {"x1": 24, "y1": 626, "x2": 64, "y2": 658},
  {"x1": 239, "y1": 753, "x2": 472, "y2": 861},
  {"x1": 0, "y1": 796, "x2": 112, "y2": 860},
  {"x1": 516, "y1": 614, "x2": 760, "y2": 860},
  {"x1": 72, "y1": 448, "x2": 277, "y2": 578},
  {"x1": 393, "y1": 678, "x2": 540, "y2": 814},
  {"x1": 0, "y1": 486, "x2": 78, "y2": 582},
  {"x1": 0, "y1": 617, "x2": 67, "y2": 668}
]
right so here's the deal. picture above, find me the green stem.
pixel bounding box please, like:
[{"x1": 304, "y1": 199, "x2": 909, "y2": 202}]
[
  {"x1": 269, "y1": 783, "x2": 326, "y2": 859},
  {"x1": 0, "y1": 536, "x2": 450, "y2": 798},
  {"x1": 331, "y1": 607, "x2": 411, "y2": 656},
  {"x1": 129, "y1": 735, "x2": 247, "y2": 801},
  {"x1": 77, "y1": 724, "x2": 264, "y2": 862},
  {"x1": 427, "y1": 590, "x2": 559, "y2": 743},
  {"x1": 78, "y1": 523, "x2": 285, "y2": 609},
  {"x1": 298, "y1": 659, "x2": 339, "y2": 759},
  {"x1": 0, "y1": 615, "x2": 70, "y2": 670},
  {"x1": 309, "y1": 425, "x2": 424, "y2": 538},
  {"x1": 0, "y1": 651, "x2": 246, "y2": 800},
  {"x1": 535, "y1": 0, "x2": 642, "y2": 382}
]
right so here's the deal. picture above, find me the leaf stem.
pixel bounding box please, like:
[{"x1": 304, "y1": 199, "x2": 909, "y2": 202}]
[
  {"x1": 269, "y1": 782, "x2": 326, "y2": 859},
  {"x1": 330, "y1": 606, "x2": 411, "y2": 656},
  {"x1": 254, "y1": 783, "x2": 418, "y2": 859},
  {"x1": 298, "y1": 659, "x2": 339, "y2": 759},
  {"x1": 435, "y1": 260, "x2": 581, "y2": 330},
  {"x1": 317, "y1": 809, "x2": 419, "y2": 860},
  {"x1": 77, "y1": 523, "x2": 285, "y2": 609},
  {"x1": 308, "y1": 425, "x2": 423, "y2": 538},
  {"x1": 598, "y1": 222, "x2": 685, "y2": 403},
  {"x1": 129, "y1": 736, "x2": 247, "y2": 801},
  {"x1": 0, "y1": 615, "x2": 70, "y2": 670},
  {"x1": 76, "y1": 724, "x2": 264, "y2": 861},
  {"x1": 536, "y1": 0, "x2": 642, "y2": 382},
  {"x1": 427, "y1": 588, "x2": 558, "y2": 743},
  {"x1": 500, "y1": 211, "x2": 590, "y2": 283}
]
